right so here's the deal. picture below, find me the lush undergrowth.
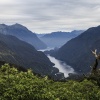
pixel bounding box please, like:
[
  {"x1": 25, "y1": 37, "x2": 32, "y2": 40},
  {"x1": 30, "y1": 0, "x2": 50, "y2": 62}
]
[{"x1": 0, "y1": 64, "x2": 100, "y2": 100}]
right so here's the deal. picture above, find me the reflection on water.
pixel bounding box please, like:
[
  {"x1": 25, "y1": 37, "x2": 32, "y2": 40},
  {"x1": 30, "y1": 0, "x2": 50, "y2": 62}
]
[
  {"x1": 47, "y1": 55, "x2": 74, "y2": 77},
  {"x1": 39, "y1": 48, "x2": 75, "y2": 78}
]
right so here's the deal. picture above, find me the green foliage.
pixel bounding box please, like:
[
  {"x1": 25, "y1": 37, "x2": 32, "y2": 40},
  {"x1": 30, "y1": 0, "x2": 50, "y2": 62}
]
[{"x1": 0, "y1": 64, "x2": 100, "y2": 100}]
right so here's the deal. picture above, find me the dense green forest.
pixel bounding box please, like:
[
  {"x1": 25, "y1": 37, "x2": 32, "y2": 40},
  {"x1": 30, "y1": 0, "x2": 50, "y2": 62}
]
[{"x1": 0, "y1": 64, "x2": 100, "y2": 100}]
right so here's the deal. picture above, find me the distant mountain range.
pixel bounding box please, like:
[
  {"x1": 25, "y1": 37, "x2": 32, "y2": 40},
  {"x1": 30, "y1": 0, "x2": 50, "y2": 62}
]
[
  {"x1": 0, "y1": 24, "x2": 47, "y2": 50},
  {"x1": 39, "y1": 30, "x2": 84, "y2": 48},
  {"x1": 51, "y1": 25, "x2": 100, "y2": 74},
  {"x1": 0, "y1": 33, "x2": 64, "y2": 79},
  {"x1": 36, "y1": 33, "x2": 46, "y2": 38}
]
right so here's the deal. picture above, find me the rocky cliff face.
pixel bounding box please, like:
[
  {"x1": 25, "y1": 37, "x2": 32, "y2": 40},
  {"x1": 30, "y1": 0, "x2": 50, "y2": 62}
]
[
  {"x1": 0, "y1": 24, "x2": 47, "y2": 50},
  {"x1": 0, "y1": 33, "x2": 64, "y2": 79},
  {"x1": 51, "y1": 25, "x2": 100, "y2": 74}
]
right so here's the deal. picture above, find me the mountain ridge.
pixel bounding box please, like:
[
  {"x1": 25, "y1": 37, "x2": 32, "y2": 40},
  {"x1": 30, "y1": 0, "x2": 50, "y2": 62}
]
[
  {"x1": 51, "y1": 25, "x2": 100, "y2": 73},
  {"x1": 39, "y1": 30, "x2": 84, "y2": 48},
  {"x1": 0, "y1": 23, "x2": 47, "y2": 50},
  {"x1": 0, "y1": 33, "x2": 64, "y2": 79}
]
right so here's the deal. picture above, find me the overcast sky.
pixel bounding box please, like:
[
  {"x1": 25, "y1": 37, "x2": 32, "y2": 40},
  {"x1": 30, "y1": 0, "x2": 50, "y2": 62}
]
[{"x1": 0, "y1": 0, "x2": 100, "y2": 33}]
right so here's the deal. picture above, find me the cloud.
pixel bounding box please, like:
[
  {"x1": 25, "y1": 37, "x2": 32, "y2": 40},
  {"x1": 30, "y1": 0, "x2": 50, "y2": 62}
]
[{"x1": 0, "y1": 0, "x2": 100, "y2": 33}]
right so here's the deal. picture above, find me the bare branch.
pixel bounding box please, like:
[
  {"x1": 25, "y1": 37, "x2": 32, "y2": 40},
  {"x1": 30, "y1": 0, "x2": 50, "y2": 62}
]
[{"x1": 91, "y1": 49, "x2": 98, "y2": 58}]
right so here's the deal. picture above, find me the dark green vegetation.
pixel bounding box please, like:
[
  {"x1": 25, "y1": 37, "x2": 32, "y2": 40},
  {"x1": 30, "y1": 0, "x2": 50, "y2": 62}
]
[
  {"x1": 0, "y1": 23, "x2": 47, "y2": 49},
  {"x1": 0, "y1": 64, "x2": 100, "y2": 100},
  {"x1": 0, "y1": 33, "x2": 64, "y2": 79},
  {"x1": 51, "y1": 25, "x2": 100, "y2": 74},
  {"x1": 39, "y1": 30, "x2": 84, "y2": 48}
]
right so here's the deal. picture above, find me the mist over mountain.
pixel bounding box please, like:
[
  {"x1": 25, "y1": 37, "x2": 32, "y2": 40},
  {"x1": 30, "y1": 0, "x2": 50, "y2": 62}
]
[
  {"x1": 0, "y1": 33, "x2": 64, "y2": 79},
  {"x1": 51, "y1": 25, "x2": 100, "y2": 74},
  {"x1": 39, "y1": 30, "x2": 84, "y2": 48},
  {"x1": 36, "y1": 33, "x2": 46, "y2": 38},
  {"x1": 0, "y1": 24, "x2": 47, "y2": 50}
]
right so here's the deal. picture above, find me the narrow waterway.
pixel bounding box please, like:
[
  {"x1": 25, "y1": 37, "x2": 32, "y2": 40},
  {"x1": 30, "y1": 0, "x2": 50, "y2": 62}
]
[
  {"x1": 47, "y1": 55, "x2": 74, "y2": 77},
  {"x1": 39, "y1": 48, "x2": 75, "y2": 77}
]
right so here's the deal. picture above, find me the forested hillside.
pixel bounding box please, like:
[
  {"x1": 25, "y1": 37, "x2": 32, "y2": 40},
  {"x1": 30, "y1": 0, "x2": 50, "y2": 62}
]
[
  {"x1": 0, "y1": 33, "x2": 64, "y2": 79},
  {"x1": 51, "y1": 25, "x2": 100, "y2": 73},
  {"x1": 0, "y1": 64, "x2": 100, "y2": 100}
]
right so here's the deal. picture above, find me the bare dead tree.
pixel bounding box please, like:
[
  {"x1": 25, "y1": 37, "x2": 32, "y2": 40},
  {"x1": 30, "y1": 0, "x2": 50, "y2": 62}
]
[{"x1": 91, "y1": 49, "x2": 100, "y2": 73}]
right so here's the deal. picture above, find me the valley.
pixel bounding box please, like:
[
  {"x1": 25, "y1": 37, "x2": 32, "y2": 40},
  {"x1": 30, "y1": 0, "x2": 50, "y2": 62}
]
[
  {"x1": 0, "y1": 0, "x2": 100, "y2": 99},
  {"x1": 0, "y1": 23, "x2": 100, "y2": 80},
  {"x1": 39, "y1": 48, "x2": 75, "y2": 78}
]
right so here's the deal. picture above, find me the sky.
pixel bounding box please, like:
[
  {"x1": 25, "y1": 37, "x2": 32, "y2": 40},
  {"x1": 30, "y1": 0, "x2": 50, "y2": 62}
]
[{"x1": 0, "y1": 0, "x2": 100, "y2": 33}]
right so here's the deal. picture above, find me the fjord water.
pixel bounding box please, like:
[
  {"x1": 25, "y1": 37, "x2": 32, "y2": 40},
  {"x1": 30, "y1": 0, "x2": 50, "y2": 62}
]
[
  {"x1": 47, "y1": 55, "x2": 74, "y2": 77},
  {"x1": 39, "y1": 48, "x2": 74, "y2": 77}
]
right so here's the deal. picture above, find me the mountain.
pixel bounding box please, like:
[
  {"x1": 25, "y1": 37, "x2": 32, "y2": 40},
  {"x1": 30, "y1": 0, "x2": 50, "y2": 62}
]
[
  {"x1": 51, "y1": 25, "x2": 100, "y2": 74},
  {"x1": 36, "y1": 33, "x2": 46, "y2": 38},
  {"x1": 0, "y1": 33, "x2": 64, "y2": 79},
  {"x1": 0, "y1": 23, "x2": 47, "y2": 50},
  {"x1": 40, "y1": 30, "x2": 84, "y2": 48},
  {"x1": 0, "y1": 61, "x2": 27, "y2": 72}
]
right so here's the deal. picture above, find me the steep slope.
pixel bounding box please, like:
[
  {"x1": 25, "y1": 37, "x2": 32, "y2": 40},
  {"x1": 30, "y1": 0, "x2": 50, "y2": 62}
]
[
  {"x1": 0, "y1": 61, "x2": 27, "y2": 72},
  {"x1": 0, "y1": 24, "x2": 47, "y2": 50},
  {"x1": 0, "y1": 33, "x2": 63, "y2": 78},
  {"x1": 40, "y1": 30, "x2": 84, "y2": 48},
  {"x1": 52, "y1": 25, "x2": 100, "y2": 73}
]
